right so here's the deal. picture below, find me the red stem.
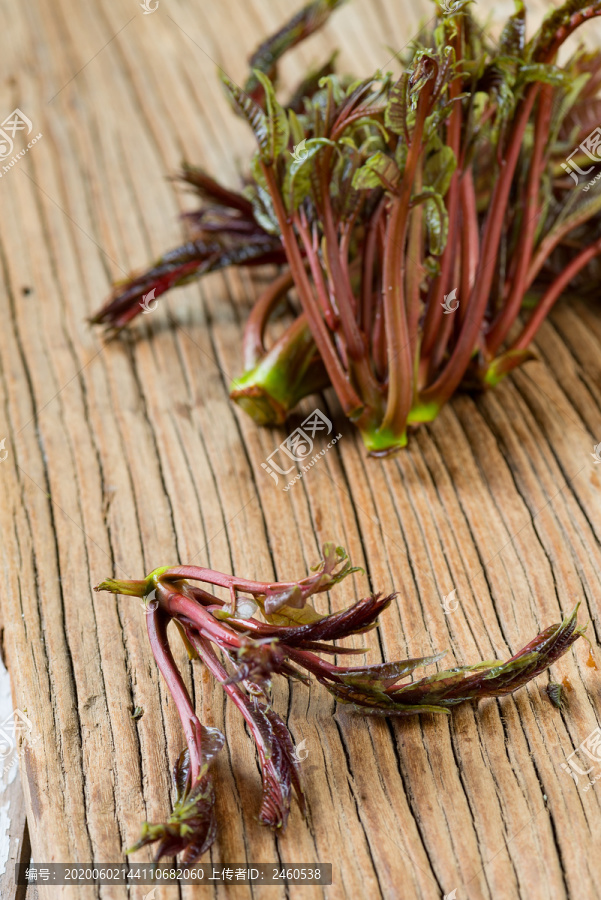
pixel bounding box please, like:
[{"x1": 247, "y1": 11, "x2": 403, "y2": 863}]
[
  {"x1": 486, "y1": 85, "x2": 553, "y2": 356},
  {"x1": 161, "y1": 565, "x2": 335, "y2": 613},
  {"x1": 428, "y1": 245, "x2": 461, "y2": 377},
  {"x1": 294, "y1": 210, "x2": 338, "y2": 330},
  {"x1": 318, "y1": 167, "x2": 377, "y2": 408},
  {"x1": 525, "y1": 204, "x2": 600, "y2": 292},
  {"x1": 168, "y1": 592, "x2": 244, "y2": 650},
  {"x1": 361, "y1": 198, "x2": 385, "y2": 336},
  {"x1": 459, "y1": 169, "x2": 479, "y2": 301},
  {"x1": 146, "y1": 608, "x2": 204, "y2": 783},
  {"x1": 339, "y1": 211, "x2": 361, "y2": 318},
  {"x1": 511, "y1": 235, "x2": 601, "y2": 351},
  {"x1": 420, "y1": 36, "x2": 463, "y2": 360},
  {"x1": 421, "y1": 83, "x2": 541, "y2": 406},
  {"x1": 185, "y1": 631, "x2": 279, "y2": 780},
  {"x1": 284, "y1": 143, "x2": 380, "y2": 414},
  {"x1": 330, "y1": 106, "x2": 386, "y2": 141},
  {"x1": 406, "y1": 169, "x2": 424, "y2": 372},
  {"x1": 187, "y1": 632, "x2": 264, "y2": 730},
  {"x1": 261, "y1": 162, "x2": 364, "y2": 417},
  {"x1": 243, "y1": 268, "x2": 295, "y2": 369},
  {"x1": 381, "y1": 75, "x2": 436, "y2": 433}
]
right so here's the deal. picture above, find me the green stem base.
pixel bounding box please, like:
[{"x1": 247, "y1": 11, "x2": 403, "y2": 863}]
[
  {"x1": 359, "y1": 422, "x2": 408, "y2": 458},
  {"x1": 407, "y1": 399, "x2": 441, "y2": 425},
  {"x1": 230, "y1": 317, "x2": 329, "y2": 426}
]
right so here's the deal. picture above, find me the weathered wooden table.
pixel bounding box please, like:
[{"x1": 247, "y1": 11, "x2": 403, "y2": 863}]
[{"x1": 1, "y1": 1, "x2": 600, "y2": 897}]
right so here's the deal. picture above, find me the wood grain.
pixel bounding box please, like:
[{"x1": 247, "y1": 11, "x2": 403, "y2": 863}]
[{"x1": 0, "y1": 1, "x2": 600, "y2": 898}]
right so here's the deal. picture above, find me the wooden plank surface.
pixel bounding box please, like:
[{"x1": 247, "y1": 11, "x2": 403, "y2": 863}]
[{"x1": 0, "y1": 1, "x2": 600, "y2": 898}]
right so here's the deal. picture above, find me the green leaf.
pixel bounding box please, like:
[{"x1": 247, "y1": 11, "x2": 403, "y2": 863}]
[
  {"x1": 476, "y1": 61, "x2": 518, "y2": 145},
  {"x1": 424, "y1": 144, "x2": 457, "y2": 197},
  {"x1": 221, "y1": 73, "x2": 269, "y2": 158},
  {"x1": 283, "y1": 137, "x2": 336, "y2": 211},
  {"x1": 517, "y1": 63, "x2": 572, "y2": 90},
  {"x1": 329, "y1": 149, "x2": 364, "y2": 219},
  {"x1": 360, "y1": 703, "x2": 451, "y2": 716},
  {"x1": 243, "y1": 153, "x2": 280, "y2": 232},
  {"x1": 243, "y1": 182, "x2": 280, "y2": 235},
  {"x1": 257, "y1": 543, "x2": 362, "y2": 617},
  {"x1": 256, "y1": 597, "x2": 325, "y2": 627},
  {"x1": 253, "y1": 69, "x2": 290, "y2": 163},
  {"x1": 288, "y1": 108, "x2": 305, "y2": 146},
  {"x1": 412, "y1": 188, "x2": 449, "y2": 256},
  {"x1": 528, "y1": 0, "x2": 601, "y2": 64},
  {"x1": 338, "y1": 653, "x2": 447, "y2": 691},
  {"x1": 409, "y1": 52, "x2": 439, "y2": 101},
  {"x1": 318, "y1": 72, "x2": 347, "y2": 108},
  {"x1": 385, "y1": 73, "x2": 409, "y2": 137},
  {"x1": 499, "y1": 1, "x2": 526, "y2": 57},
  {"x1": 352, "y1": 151, "x2": 400, "y2": 192},
  {"x1": 424, "y1": 93, "x2": 469, "y2": 138},
  {"x1": 244, "y1": 0, "x2": 349, "y2": 98}
]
